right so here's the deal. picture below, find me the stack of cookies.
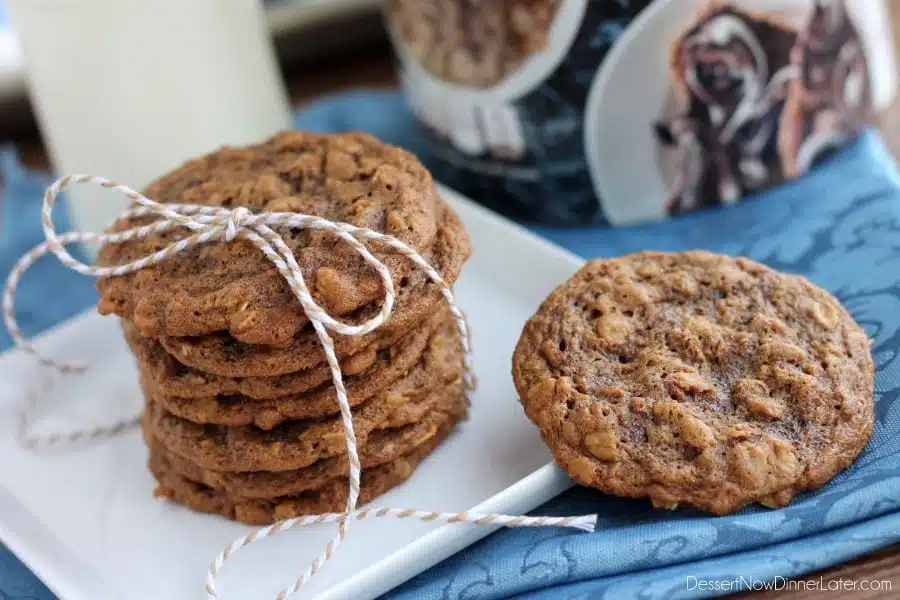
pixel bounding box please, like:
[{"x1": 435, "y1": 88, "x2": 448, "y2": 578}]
[{"x1": 94, "y1": 132, "x2": 471, "y2": 524}]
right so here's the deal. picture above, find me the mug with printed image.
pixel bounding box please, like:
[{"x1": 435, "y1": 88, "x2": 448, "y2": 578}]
[{"x1": 387, "y1": 0, "x2": 897, "y2": 227}]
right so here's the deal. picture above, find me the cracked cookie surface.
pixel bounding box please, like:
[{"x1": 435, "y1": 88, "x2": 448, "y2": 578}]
[
  {"x1": 512, "y1": 251, "x2": 874, "y2": 514},
  {"x1": 97, "y1": 131, "x2": 442, "y2": 346},
  {"x1": 153, "y1": 204, "x2": 469, "y2": 377}
]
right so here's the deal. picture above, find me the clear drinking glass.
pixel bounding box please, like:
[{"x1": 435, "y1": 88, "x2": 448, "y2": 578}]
[{"x1": 6, "y1": 0, "x2": 292, "y2": 237}]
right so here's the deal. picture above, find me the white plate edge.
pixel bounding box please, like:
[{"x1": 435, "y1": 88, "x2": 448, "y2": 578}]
[
  {"x1": 0, "y1": 187, "x2": 588, "y2": 600},
  {"x1": 321, "y1": 463, "x2": 574, "y2": 600},
  {"x1": 437, "y1": 184, "x2": 586, "y2": 269}
]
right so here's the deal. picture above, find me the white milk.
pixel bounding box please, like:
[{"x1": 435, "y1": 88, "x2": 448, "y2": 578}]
[{"x1": 7, "y1": 0, "x2": 292, "y2": 237}]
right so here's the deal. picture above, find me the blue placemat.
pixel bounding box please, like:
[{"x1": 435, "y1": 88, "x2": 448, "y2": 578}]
[{"x1": 2, "y1": 91, "x2": 900, "y2": 600}]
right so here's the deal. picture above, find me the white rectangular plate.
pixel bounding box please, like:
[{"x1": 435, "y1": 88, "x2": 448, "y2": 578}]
[{"x1": 0, "y1": 186, "x2": 585, "y2": 600}]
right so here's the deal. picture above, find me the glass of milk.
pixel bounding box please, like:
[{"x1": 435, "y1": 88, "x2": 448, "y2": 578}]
[{"x1": 6, "y1": 0, "x2": 292, "y2": 240}]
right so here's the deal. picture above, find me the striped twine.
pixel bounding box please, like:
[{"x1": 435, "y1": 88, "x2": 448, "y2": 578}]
[{"x1": 3, "y1": 175, "x2": 597, "y2": 600}]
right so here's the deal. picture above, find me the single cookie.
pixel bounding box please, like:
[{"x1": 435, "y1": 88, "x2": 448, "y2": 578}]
[
  {"x1": 125, "y1": 304, "x2": 447, "y2": 401},
  {"x1": 97, "y1": 131, "x2": 442, "y2": 346},
  {"x1": 155, "y1": 205, "x2": 469, "y2": 377},
  {"x1": 143, "y1": 390, "x2": 466, "y2": 499},
  {"x1": 512, "y1": 251, "x2": 874, "y2": 515},
  {"x1": 387, "y1": 0, "x2": 561, "y2": 88},
  {"x1": 141, "y1": 312, "x2": 460, "y2": 429},
  {"x1": 150, "y1": 423, "x2": 450, "y2": 525},
  {"x1": 147, "y1": 349, "x2": 465, "y2": 471}
]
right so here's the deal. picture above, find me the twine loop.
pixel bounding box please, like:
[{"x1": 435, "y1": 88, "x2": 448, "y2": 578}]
[
  {"x1": 224, "y1": 206, "x2": 252, "y2": 242},
  {"x1": 3, "y1": 174, "x2": 597, "y2": 600}
]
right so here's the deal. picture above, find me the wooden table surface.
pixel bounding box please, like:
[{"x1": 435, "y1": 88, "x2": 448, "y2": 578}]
[{"x1": 4, "y1": 10, "x2": 900, "y2": 600}]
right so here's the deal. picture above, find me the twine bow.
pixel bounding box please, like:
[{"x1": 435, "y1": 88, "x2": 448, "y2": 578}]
[{"x1": 3, "y1": 174, "x2": 598, "y2": 599}]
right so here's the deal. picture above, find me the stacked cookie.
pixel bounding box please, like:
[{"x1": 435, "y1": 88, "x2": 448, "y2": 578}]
[{"x1": 95, "y1": 132, "x2": 471, "y2": 524}]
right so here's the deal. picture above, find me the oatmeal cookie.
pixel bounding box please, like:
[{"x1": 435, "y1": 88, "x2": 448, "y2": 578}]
[
  {"x1": 97, "y1": 131, "x2": 442, "y2": 345},
  {"x1": 143, "y1": 391, "x2": 466, "y2": 500},
  {"x1": 147, "y1": 370, "x2": 465, "y2": 472},
  {"x1": 512, "y1": 251, "x2": 873, "y2": 514},
  {"x1": 141, "y1": 310, "x2": 461, "y2": 429},
  {"x1": 149, "y1": 424, "x2": 451, "y2": 525},
  {"x1": 153, "y1": 205, "x2": 469, "y2": 377}
]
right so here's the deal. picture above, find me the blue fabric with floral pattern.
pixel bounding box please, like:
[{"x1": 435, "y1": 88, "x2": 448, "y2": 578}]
[{"x1": 1, "y1": 91, "x2": 899, "y2": 599}]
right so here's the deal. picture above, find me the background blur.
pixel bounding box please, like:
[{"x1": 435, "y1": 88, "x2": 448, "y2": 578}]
[
  {"x1": 0, "y1": 0, "x2": 387, "y2": 137},
  {"x1": 1, "y1": 0, "x2": 897, "y2": 161}
]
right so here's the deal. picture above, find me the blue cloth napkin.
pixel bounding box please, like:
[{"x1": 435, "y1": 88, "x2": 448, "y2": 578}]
[{"x1": 2, "y1": 91, "x2": 900, "y2": 600}]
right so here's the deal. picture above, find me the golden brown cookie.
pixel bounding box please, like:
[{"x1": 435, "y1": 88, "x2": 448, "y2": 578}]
[
  {"x1": 154, "y1": 205, "x2": 470, "y2": 377},
  {"x1": 97, "y1": 131, "x2": 443, "y2": 346},
  {"x1": 140, "y1": 311, "x2": 462, "y2": 429},
  {"x1": 387, "y1": 0, "x2": 561, "y2": 88},
  {"x1": 147, "y1": 355, "x2": 465, "y2": 472},
  {"x1": 149, "y1": 423, "x2": 450, "y2": 525},
  {"x1": 143, "y1": 391, "x2": 466, "y2": 499},
  {"x1": 126, "y1": 304, "x2": 447, "y2": 401},
  {"x1": 512, "y1": 251, "x2": 874, "y2": 515}
]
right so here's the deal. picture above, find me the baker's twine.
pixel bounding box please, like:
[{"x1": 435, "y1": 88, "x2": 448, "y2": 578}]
[{"x1": 3, "y1": 174, "x2": 598, "y2": 600}]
